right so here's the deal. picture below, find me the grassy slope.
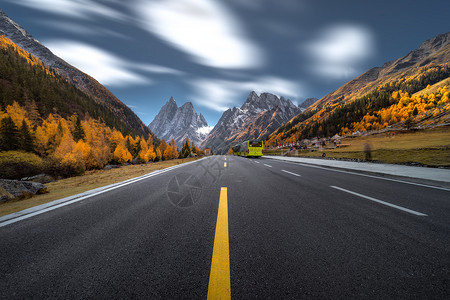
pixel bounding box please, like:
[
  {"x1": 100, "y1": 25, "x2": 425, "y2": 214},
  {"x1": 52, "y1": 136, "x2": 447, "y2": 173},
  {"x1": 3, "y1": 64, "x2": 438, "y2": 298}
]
[
  {"x1": 0, "y1": 157, "x2": 200, "y2": 217},
  {"x1": 265, "y1": 127, "x2": 450, "y2": 166},
  {"x1": 413, "y1": 78, "x2": 450, "y2": 97}
]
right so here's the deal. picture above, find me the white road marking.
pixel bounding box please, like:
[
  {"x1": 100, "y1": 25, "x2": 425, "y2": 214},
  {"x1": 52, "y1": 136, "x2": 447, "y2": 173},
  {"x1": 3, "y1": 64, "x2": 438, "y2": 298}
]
[
  {"x1": 0, "y1": 157, "x2": 210, "y2": 227},
  {"x1": 254, "y1": 161, "x2": 260, "y2": 164},
  {"x1": 263, "y1": 164, "x2": 272, "y2": 168},
  {"x1": 330, "y1": 186, "x2": 427, "y2": 216},
  {"x1": 282, "y1": 170, "x2": 301, "y2": 177},
  {"x1": 267, "y1": 159, "x2": 450, "y2": 192}
]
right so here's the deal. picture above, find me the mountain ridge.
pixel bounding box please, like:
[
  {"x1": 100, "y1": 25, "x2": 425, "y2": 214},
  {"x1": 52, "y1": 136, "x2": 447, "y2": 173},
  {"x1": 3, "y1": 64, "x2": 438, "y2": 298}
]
[
  {"x1": 267, "y1": 32, "x2": 450, "y2": 145},
  {"x1": 308, "y1": 32, "x2": 450, "y2": 113},
  {"x1": 0, "y1": 9, "x2": 150, "y2": 137},
  {"x1": 202, "y1": 91, "x2": 301, "y2": 154}
]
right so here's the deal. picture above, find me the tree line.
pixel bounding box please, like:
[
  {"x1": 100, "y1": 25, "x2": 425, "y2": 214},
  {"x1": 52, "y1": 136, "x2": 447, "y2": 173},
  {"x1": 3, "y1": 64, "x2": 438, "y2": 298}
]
[{"x1": 0, "y1": 101, "x2": 204, "y2": 178}]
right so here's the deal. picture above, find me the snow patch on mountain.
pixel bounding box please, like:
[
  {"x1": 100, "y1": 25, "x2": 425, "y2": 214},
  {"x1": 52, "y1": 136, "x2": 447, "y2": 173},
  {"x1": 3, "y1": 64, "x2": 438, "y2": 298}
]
[{"x1": 197, "y1": 126, "x2": 213, "y2": 136}]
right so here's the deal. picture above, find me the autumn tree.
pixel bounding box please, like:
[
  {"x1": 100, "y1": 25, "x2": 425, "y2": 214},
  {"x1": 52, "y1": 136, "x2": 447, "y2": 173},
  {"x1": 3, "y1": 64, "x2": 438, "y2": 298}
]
[
  {"x1": 24, "y1": 100, "x2": 40, "y2": 125},
  {"x1": 155, "y1": 147, "x2": 162, "y2": 162},
  {"x1": 169, "y1": 139, "x2": 179, "y2": 159},
  {"x1": 158, "y1": 139, "x2": 168, "y2": 160},
  {"x1": 163, "y1": 144, "x2": 173, "y2": 160},
  {"x1": 82, "y1": 119, "x2": 110, "y2": 169},
  {"x1": 114, "y1": 143, "x2": 132, "y2": 163}
]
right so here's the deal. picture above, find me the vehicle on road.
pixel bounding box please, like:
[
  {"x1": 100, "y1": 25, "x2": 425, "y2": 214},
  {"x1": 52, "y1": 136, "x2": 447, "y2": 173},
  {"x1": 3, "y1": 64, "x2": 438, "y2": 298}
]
[{"x1": 232, "y1": 140, "x2": 263, "y2": 157}]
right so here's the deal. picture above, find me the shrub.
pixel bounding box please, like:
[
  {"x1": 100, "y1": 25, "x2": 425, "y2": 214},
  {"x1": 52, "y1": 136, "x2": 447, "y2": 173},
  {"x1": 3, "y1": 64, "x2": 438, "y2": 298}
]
[{"x1": 0, "y1": 151, "x2": 44, "y2": 179}]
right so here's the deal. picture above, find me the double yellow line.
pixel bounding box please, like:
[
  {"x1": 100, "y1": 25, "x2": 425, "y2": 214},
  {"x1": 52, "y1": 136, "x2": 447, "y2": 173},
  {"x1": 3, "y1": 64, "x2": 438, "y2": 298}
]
[{"x1": 207, "y1": 187, "x2": 231, "y2": 299}]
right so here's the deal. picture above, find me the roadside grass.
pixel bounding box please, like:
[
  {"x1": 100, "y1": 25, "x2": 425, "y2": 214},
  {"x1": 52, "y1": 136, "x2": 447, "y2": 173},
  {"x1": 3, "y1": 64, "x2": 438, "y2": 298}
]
[
  {"x1": 0, "y1": 157, "x2": 201, "y2": 217},
  {"x1": 265, "y1": 127, "x2": 450, "y2": 167}
]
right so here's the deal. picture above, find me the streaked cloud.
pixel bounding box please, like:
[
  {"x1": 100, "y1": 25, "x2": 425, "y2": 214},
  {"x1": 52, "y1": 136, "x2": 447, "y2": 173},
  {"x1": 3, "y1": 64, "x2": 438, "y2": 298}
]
[
  {"x1": 38, "y1": 20, "x2": 129, "y2": 39},
  {"x1": 7, "y1": 0, "x2": 126, "y2": 21},
  {"x1": 44, "y1": 40, "x2": 152, "y2": 87},
  {"x1": 190, "y1": 77, "x2": 302, "y2": 111},
  {"x1": 133, "y1": 64, "x2": 185, "y2": 76},
  {"x1": 304, "y1": 24, "x2": 374, "y2": 79},
  {"x1": 134, "y1": 0, "x2": 263, "y2": 69}
]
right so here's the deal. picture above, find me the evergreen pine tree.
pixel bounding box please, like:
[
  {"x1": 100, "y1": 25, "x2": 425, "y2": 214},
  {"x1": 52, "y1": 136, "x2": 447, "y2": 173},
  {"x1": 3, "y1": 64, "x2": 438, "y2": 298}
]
[
  {"x1": 0, "y1": 116, "x2": 19, "y2": 151},
  {"x1": 181, "y1": 138, "x2": 191, "y2": 158},
  {"x1": 73, "y1": 115, "x2": 85, "y2": 142},
  {"x1": 19, "y1": 119, "x2": 34, "y2": 152}
]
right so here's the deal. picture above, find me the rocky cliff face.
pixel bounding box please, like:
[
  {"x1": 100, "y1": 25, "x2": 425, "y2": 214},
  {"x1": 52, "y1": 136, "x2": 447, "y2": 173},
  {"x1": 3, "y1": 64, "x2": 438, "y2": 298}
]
[
  {"x1": 202, "y1": 92, "x2": 301, "y2": 154},
  {"x1": 148, "y1": 97, "x2": 211, "y2": 147},
  {"x1": 299, "y1": 97, "x2": 318, "y2": 111},
  {"x1": 0, "y1": 9, "x2": 150, "y2": 137}
]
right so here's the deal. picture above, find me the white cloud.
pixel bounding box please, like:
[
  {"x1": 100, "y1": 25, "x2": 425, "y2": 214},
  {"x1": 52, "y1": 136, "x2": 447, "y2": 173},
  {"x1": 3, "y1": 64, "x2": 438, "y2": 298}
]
[
  {"x1": 190, "y1": 76, "x2": 302, "y2": 111},
  {"x1": 38, "y1": 20, "x2": 129, "y2": 39},
  {"x1": 304, "y1": 24, "x2": 374, "y2": 79},
  {"x1": 134, "y1": 0, "x2": 263, "y2": 69},
  {"x1": 44, "y1": 40, "x2": 151, "y2": 87},
  {"x1": 133, "y1": 64, "x2": 185, "y2": 76},
  {"x1": 8, "y1": 0, "x2": 126, "y2": 21}
]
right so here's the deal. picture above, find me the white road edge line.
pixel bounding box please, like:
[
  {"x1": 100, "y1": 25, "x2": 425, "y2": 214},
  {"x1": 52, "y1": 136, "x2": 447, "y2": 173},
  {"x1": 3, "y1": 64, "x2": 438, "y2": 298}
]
[
  {"x1": 263, "y1": 164, "x2": 272, "y2": 168},
  {"x1": 265, "y1": 158, "x2": 450, "y2": 192},
  {"x1": 281, "y1": 170, "x2": 301, "y2": 177},
  {"x1": 0, "y1": 157, "x2": 209, "y2": 228},
  {"x1": 330, "y1": 186, "x2": 427, "y2": 216}
]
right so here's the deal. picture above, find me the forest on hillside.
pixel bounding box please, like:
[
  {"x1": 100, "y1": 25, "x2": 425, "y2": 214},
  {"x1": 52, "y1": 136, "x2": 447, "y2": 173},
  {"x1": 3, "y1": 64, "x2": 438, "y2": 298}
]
[
  {"x1": 0, "y1": 35, "x2": 143, "y2": 137},
  {"x1": 0, "y1": 36, "x2": 203, "y2": 180},
  {"x1": 0, "y1": 101, "x2": 204, "y2": 179},
  {"x1": 267, "y1": 64, "x2": 450, "y2": 145}
]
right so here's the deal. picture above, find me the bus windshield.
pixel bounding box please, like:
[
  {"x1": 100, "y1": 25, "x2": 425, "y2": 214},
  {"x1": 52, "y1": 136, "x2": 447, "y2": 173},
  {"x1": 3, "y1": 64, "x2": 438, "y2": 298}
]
[{"x1": 249, "y1": 141, "x2": 262, "y2": 147}]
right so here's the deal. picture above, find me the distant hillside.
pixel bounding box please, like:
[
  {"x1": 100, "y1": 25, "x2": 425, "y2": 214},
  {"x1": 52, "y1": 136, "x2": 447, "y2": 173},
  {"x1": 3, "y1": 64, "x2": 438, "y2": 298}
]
[
  {"x1": 268, "y1": 32, "x2": 450, "y2": 145},
  {"x1": 0, "y1": 9, "x2": 150, "y2": 137},
  {"x1": 308, "y1": 33, "x2": 450, "y2": 113}
]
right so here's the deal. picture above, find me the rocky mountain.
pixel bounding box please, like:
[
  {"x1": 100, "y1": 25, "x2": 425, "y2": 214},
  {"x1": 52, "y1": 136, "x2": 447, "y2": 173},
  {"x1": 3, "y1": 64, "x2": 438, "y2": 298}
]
[
  {"x1": 299, "y1": 97, "x2": 318, "y2": 111},
  {"x1": 148, "y1": 97, "x2": 211, "y2": 147},
  {"x1": 0, "y1": 9, "x2": 150, "y2": 136},
  {"x1": 267, "y1": 32, "x2": 450, "y2": 145},
  {"x1": 308, "y1": 32, "x2": 450, "y2": 113},
  {"x1": 202, "y1": 92, "x2": 301, "y2": 154}
]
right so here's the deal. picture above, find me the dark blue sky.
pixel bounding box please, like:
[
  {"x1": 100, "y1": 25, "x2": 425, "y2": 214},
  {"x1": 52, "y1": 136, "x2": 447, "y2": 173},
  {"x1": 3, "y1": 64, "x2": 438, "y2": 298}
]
[{"x1": 2, "y1": 0, "x2": 449, "y2": 127}]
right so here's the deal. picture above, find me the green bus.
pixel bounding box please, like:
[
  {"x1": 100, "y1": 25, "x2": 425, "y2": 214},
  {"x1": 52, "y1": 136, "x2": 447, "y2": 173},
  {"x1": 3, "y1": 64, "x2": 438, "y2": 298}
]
[{"x1": 232, "y1": 140, "x2": 263, "y2": 157}]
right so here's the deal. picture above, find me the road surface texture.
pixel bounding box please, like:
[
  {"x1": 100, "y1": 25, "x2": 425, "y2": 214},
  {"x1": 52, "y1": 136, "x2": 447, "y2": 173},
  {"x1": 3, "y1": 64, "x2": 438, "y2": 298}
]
[{"x1": 1, "y1": 155, "x2": 449, "y2": 299}]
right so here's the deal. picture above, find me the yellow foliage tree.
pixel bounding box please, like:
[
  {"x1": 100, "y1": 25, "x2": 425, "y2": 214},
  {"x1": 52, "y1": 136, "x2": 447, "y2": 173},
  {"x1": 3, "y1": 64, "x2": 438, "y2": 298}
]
[
  {"x1": 138, "y1": 139, "x2": 149, "y2": 162},
  {"x1": 169, "y1": 139, "x2": 179, "y2": 159},
  {"x1": 155, "y1": 147, "x2": 162, "y2": 161},
  {"x1": 158, "y1": 140, "x2": 168, "y2": 160},
  {"x1": 114, "y1": 143, "x2": 132, "y2": 163},
  {"x1": 163, "y1": 145, "x2": 173, "y2": 160}
]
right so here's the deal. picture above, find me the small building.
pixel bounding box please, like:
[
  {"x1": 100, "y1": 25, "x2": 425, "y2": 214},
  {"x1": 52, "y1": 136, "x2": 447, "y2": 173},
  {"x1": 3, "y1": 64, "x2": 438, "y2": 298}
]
[{"x1": 204, "y1": 147, "x2": 211, "y2": 156}]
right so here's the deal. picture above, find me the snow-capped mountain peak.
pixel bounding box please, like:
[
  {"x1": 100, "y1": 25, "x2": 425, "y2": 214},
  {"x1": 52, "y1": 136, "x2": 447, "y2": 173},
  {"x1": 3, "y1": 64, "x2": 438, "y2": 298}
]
[
  {"x1": 148, "y1": 97, "x2": 209, "y2": 147},
  {"x1": 201, "y1": 91, "x2": 301, "y2": 154}
]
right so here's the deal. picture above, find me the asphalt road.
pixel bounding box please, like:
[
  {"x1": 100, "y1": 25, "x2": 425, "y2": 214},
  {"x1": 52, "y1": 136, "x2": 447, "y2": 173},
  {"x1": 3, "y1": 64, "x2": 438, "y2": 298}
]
[{"x1": 1, "y1": 155, "x2": 449, "y2": 299}]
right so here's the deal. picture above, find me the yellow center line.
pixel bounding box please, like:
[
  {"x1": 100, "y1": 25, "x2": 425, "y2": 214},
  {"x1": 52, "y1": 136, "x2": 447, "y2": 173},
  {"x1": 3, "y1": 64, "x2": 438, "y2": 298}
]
[
  {"x1": 224, "y1": 162, "x2": 227, "y2": 167},
  {"x1": 207, "y1": 187, "x2": 231, "y2": 300}
]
